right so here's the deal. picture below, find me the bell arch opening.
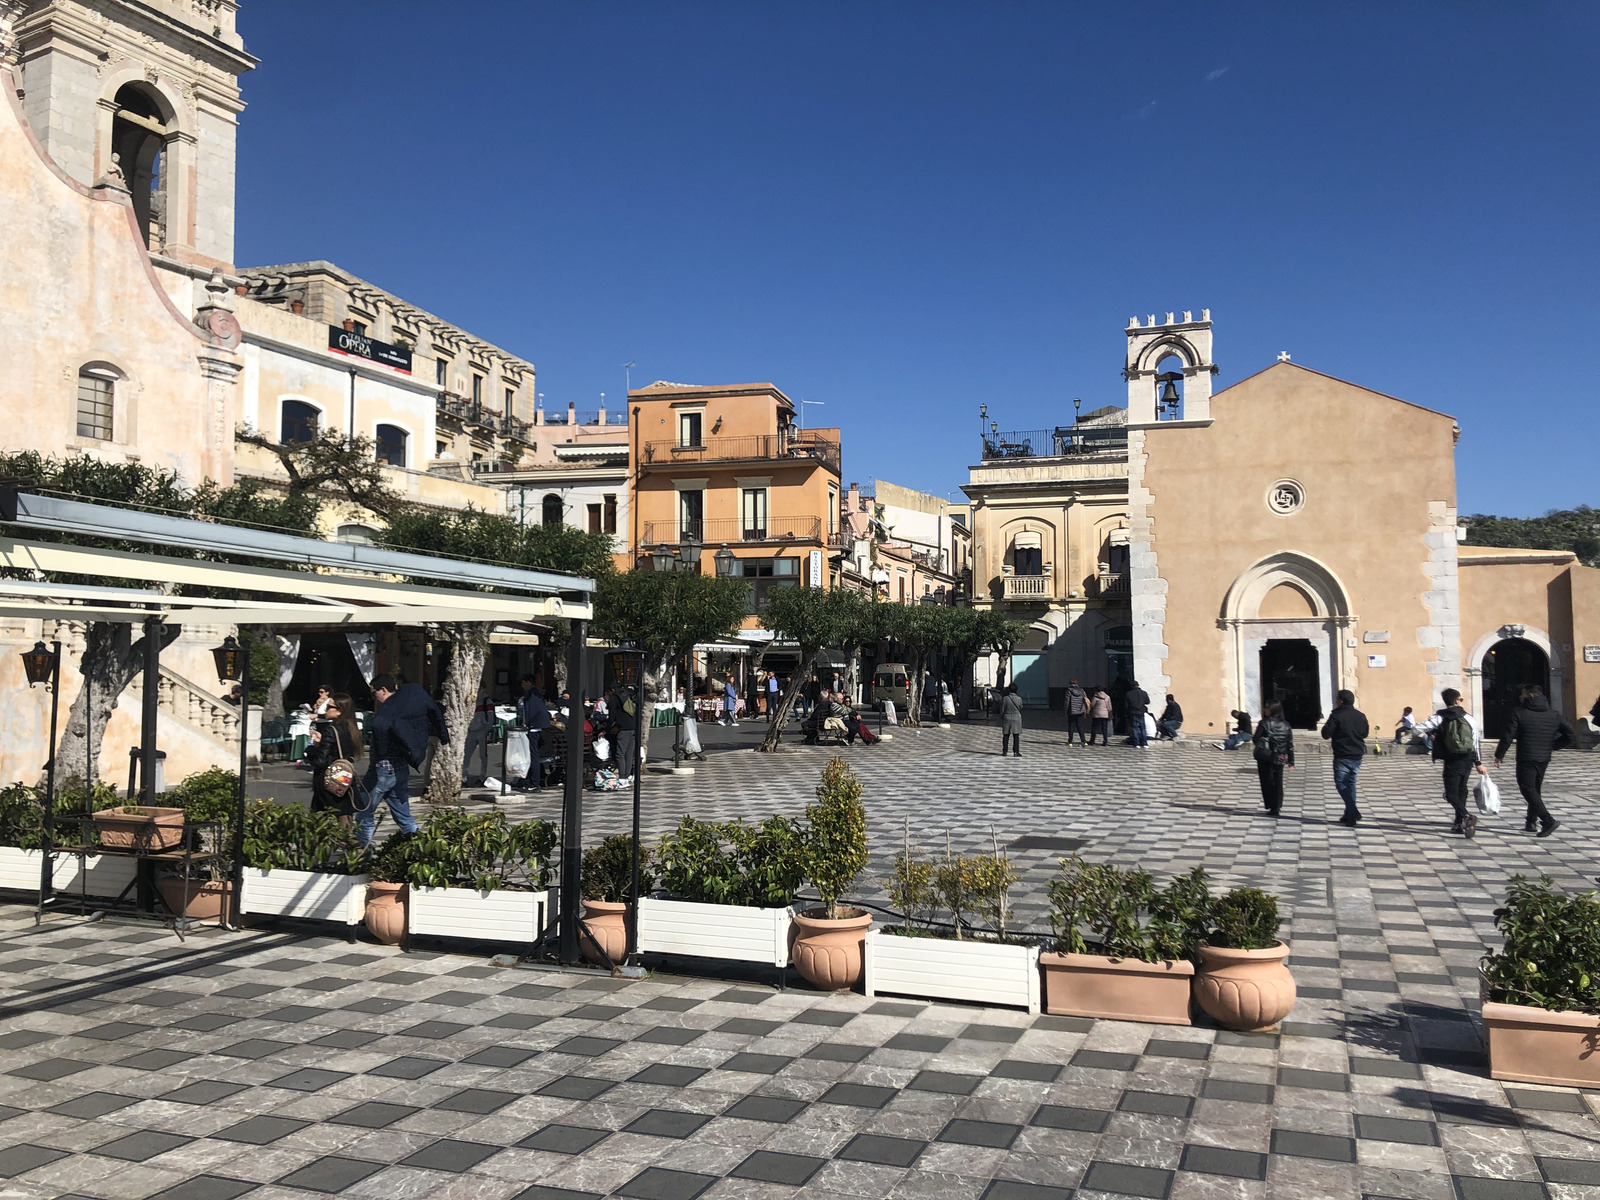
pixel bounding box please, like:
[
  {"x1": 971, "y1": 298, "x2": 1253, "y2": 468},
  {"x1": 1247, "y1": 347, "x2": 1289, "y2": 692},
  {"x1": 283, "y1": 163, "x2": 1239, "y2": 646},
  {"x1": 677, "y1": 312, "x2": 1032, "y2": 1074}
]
[{"x1": 111, "y1": 83, "x2": 172, "y2": 250}]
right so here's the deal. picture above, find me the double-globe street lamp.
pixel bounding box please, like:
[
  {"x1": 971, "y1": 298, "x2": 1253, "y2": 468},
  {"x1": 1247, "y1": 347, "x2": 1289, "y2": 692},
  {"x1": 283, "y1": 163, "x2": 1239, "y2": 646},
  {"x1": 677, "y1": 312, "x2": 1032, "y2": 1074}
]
[
  {"x1": 21, "y1": 640, "x2": 62, "y2": 899},
  {"x1": 210, "y1": 635, "x2": 250, "y2": 918}
]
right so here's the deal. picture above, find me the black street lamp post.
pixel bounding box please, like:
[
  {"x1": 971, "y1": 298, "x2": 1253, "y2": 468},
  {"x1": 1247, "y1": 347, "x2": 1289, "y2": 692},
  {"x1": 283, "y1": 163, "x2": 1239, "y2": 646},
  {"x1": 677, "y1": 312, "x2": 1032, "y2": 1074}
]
[
  {"x1": 22, "y1": 640, "x2": 61, "y2": 904},
  {"x1": 211, "y1": 635, "x2": 250, "y2": 920},
  {"x1": 608, "y1": 642, "x2": 646, "y2": 966}
]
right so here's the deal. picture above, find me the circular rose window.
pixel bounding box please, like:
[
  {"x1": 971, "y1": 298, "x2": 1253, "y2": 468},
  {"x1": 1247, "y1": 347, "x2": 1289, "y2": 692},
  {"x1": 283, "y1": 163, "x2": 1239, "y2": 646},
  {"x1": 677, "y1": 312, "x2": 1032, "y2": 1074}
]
[{"x1": 1266, "y1": 479, "x2": 1306, "y2": 516}]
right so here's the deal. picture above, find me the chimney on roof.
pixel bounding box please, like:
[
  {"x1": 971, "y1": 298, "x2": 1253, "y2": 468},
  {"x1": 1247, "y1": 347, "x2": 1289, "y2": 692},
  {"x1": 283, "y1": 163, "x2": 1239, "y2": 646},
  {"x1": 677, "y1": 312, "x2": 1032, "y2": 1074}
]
[{"x1": 848, "y1": 482, "x2": 860, "y2": 513}]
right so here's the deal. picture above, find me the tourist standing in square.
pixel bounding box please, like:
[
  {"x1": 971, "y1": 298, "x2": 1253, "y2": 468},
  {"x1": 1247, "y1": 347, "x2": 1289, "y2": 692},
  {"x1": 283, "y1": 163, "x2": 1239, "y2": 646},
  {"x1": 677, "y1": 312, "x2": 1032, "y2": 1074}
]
[{"x1": 1320, "y1": 690, "x2": 1370, "y2": 825}]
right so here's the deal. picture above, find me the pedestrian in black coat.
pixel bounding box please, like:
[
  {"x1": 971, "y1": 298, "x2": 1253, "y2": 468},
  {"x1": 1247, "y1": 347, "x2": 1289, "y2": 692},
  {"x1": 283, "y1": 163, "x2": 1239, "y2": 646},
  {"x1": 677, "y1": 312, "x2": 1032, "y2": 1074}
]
[
  {"x1": 1320, "y1": 690, "x2": 1370, "y2": 825},
  {"x1": 1253, "y1": 701, "x2": 1295, "y2": 815},
  {"x1": 1494, "y1": 686, "x2": 1576, "y2": 836}
]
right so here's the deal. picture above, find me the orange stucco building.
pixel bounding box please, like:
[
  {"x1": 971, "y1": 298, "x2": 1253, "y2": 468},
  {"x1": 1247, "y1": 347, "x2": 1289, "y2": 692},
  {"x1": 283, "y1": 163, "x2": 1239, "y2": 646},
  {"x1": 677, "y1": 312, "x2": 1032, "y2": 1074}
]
[{"x1": 626, "y1": 382, "x2": 843, "y2": 626}]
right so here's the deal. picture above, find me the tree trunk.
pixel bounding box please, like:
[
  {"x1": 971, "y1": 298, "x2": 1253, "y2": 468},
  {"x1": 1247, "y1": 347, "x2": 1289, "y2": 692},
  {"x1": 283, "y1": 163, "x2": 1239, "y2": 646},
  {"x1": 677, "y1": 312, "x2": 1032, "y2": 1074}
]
[
  {"x1": 758, "y1": 649, "x2": 816, "y2": 752},
  {"x1": 903, "y1": 649, "x2": 928, "y2": 729},
  {"x1": 424, "y1": 622, "x2": 490, "y2": 806},
  {"x1": 54, "y1": 621, "x2": 182, "y2": 788}
]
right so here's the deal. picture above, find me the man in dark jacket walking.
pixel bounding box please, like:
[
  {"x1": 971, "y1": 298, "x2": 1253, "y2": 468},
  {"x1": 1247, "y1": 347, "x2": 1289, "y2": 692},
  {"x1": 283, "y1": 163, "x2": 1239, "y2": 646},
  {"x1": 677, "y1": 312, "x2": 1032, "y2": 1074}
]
[
  {"x1": 1419, "y1": 688, "x2": 1486, "y2": 837},
  {"x1": 1494, "y1": 686, "x2": 1576, "y2": 837},
  {"x1": 1064, "y1": 678, "x2": 1088, "y2": 746},
  {"x1": 1125, "y1": 681, "x2": 1151, "y2": 748},
  {"x1": 360, "y1": 674, "x2": 448, "y2": 846},
  {"x1": 1320, "y1": 690, "x2": 1370, "y2": 825}
]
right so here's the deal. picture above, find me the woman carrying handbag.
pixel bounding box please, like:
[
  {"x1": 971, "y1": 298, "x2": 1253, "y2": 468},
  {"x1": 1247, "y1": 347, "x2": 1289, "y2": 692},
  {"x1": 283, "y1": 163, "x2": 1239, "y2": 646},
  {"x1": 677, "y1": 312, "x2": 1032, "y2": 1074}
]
[
  {"x1": 306, "y1": 692, "x2": 363, "y2": 830},
  {"x1": 1253, "y1": 700, "x2": 1295, "y2": 817}
]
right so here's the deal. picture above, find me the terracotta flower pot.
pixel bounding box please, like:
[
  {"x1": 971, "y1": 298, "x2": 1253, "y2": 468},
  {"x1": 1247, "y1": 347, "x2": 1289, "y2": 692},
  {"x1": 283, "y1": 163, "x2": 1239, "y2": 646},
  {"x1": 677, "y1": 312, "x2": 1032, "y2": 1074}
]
[
  {"x1": 1039, "y1": 951, "x2": 1194, "y2": 1025},
  {"x1": 156, "y1": 876, "x2": 232, "y2": 922},
  {"x1": 364, "y1": 881, "x2": 408, "y2": 946},
  {"x1": 580, "y1": 899, "x2": 629, "y2": 967},
  {"x1": 94, "y1": 806, "x2": 185, "y2": 852},
  {"x1": 1483, "y1": 1000, "x2": 1600, "y2": 1089},
  {"x1": 1193, "y1": 941, "x2": 1296, "y2": 1031},
  {"x1": 790, "y1": 908, "x2": 872, "y2": 991}
]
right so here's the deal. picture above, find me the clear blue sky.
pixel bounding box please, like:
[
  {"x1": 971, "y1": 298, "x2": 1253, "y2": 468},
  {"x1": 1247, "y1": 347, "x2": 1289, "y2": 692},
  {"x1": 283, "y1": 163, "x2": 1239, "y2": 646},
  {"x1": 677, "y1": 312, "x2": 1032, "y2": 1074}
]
[{"x1": 235, "y1": 2, "x2": 1597, "y2": 518}]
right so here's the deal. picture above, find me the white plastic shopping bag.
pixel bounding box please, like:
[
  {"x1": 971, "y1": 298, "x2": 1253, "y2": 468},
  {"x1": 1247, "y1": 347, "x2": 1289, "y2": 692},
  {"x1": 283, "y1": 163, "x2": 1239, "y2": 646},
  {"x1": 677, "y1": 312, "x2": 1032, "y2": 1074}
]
[
  {"x1": 1144, "y1": 712, "x2": 1158, "y2": 739},
  {"x1": 503, "y1": 730, "x2": 531, "y2": 779},
  {"x1": 681, "y1": 715, "x2": 703, "y2": 755},
  {"x1": 882, "y1": 700, "x2": 898, "y2": 726},
  {"x1": 593, "y1": 736, "x2": 611, "y2": 763},
  {"x1": 1475, "y1": 772, "x2": 1501, "y2": 816}
]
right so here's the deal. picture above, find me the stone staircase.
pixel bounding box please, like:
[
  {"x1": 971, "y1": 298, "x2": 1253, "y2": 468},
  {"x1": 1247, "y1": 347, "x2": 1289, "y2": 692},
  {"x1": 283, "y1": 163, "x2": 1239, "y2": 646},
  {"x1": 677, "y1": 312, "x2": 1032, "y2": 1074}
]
[{"x1": 153, "y1": 665, "x2": 242, "y2": 748}]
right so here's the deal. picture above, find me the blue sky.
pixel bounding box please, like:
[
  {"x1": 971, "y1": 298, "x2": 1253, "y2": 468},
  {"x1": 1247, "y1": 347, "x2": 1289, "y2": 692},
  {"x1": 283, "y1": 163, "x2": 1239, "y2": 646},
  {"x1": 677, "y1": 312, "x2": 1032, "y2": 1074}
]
[{"x1": 235, "y1": 2, "x2": 1597, "y2": 517}]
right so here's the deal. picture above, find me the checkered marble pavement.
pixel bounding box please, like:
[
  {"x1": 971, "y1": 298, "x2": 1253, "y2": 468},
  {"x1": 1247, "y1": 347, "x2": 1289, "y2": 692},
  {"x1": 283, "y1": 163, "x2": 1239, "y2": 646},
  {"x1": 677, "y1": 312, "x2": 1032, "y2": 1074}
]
[{"x1": 0, "y1": 724, "x2": 1594, "y2": 1200}]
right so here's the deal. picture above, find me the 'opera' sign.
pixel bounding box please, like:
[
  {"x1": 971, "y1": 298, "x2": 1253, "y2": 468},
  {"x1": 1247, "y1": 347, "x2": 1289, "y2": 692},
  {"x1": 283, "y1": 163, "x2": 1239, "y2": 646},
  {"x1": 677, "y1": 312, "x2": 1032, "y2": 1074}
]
[{"x1": 328, "y1": 326, "x2": 413, "y2": 373}]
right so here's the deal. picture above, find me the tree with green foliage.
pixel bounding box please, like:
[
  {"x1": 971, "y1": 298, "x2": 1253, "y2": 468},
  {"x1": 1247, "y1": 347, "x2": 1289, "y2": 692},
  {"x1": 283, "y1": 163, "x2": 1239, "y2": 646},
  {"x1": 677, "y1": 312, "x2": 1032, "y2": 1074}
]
[
  {"x1": 591, "y1": 568, "x2": 751, "y2": 710},
  {"x1": 1464, "y1": 506, "x2": 1598, "y2": 568},
  {"x1": 880, "y1": 602, "x2": 964, "y2": 728},
  {"x1": 378, "y1": 505, "x2": 615, "y2": 804},
  {"x1": 945, "y1": 608, "x2": 1029, "y2": 719},
  {"x1": 234, "y1": 427, "x2": 401, "y2": 519},
  {"x1": 758, "y1": 583, "x2": 846, "y2": 751},
  {"x1": 828, "y1": 588, "x2": 892, "y2": 703}
]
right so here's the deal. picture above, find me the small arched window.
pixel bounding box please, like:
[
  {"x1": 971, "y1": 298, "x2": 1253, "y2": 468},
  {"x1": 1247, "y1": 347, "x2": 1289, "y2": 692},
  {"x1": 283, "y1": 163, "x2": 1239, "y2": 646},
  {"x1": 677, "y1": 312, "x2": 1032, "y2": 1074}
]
[
  {"x1": 375, "y1": 423, "x2": 408, "y2": 468},
  {"x1": 542, "y1": 493, "x2": 564, "y2": 527},
  {"x1": 76, "y1": 364, "x2": 120, "y2": 440},
  {"x1": 281, "y1": 400, "x2": 319, "y2": 445},
  {"x1": 336, "y1": 523, "x2": 379, "y2": 546}
]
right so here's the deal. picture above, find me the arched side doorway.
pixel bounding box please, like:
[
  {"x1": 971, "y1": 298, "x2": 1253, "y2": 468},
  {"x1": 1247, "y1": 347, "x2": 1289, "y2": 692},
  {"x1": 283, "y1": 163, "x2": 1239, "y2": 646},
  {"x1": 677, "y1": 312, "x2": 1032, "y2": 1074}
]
[
  {"x1": 1221, "y1": 553, "x2": 1355, "y2": 729},
  {"x1": 1465, "y1": 630, "x2": 1555, "y2": 742}
]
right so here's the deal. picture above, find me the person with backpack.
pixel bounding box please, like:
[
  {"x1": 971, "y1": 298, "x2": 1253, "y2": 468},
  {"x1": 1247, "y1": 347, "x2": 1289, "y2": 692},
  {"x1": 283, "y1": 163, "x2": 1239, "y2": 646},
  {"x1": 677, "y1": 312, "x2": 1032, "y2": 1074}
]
[
  {"x1": 1064, "y1": 678, "x2": 1089, "y2": 745},
  {"x1": 1416, "y1": 688, "x2": 1487, "y2": 837},
  {"x1": 607, "y1": 683, "x2": 639, "y2": 784},
  {"x1": 1320, "y1": 690, "x2": 1370, "y2": 825},
  {"x1": 1252, "y1": 701, "x2": 1295, "y2": 816},
  {"x1": 1493, "y1": 685, "x2": 1576, "y2": 837}
]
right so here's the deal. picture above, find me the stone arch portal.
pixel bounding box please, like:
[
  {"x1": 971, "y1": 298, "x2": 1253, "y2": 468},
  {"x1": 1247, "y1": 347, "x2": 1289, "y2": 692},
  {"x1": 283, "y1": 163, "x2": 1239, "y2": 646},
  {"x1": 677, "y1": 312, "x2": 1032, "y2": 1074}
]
[{"x1": 1220, "y1": 552, "x2": 1355, "y2": 728}]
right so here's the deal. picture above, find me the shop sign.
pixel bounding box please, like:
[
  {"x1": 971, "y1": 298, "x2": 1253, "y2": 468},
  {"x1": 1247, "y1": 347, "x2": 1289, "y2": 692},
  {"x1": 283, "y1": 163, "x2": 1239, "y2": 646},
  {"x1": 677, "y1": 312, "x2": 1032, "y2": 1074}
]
[{"x1": 328, "y1": 326, "x2": 413, "y2": 373}]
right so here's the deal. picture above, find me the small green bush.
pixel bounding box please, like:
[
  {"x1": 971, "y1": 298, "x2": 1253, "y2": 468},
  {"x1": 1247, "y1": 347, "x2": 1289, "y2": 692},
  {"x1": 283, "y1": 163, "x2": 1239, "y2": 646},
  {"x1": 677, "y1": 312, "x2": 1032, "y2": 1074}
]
[
  {"x1": 1048, "y1": 857, "x2": 1214, "y2": 963},
  {"x1": 370, "y1": 809, "x2": 556, "y2": 891},
  {"x1": 582, "y1": 834, "x2": 653, "y2": 903},
  {"x1": 1207, "y1": 888, "x2": 1281, "y2": 951},
  {"x1": 656, "y1": 814, "x2": 804, "y2": 907},
  {"x1": 0, "y1": 781, "x2": 120, "y2": 849},
  {"x1": 242, "y1": 802, "x2": 364, "y2": 874},
  {"x1": 1481, "y1": 874, "x2": 1600, "y2": 1014}
]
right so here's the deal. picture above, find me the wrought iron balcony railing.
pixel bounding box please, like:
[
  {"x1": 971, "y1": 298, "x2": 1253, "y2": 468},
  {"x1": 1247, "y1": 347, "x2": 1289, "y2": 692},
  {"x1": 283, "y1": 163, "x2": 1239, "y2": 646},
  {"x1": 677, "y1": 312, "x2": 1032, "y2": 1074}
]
[{"x1": 642, "y1": 433, "x2": 840, "y2": 474}]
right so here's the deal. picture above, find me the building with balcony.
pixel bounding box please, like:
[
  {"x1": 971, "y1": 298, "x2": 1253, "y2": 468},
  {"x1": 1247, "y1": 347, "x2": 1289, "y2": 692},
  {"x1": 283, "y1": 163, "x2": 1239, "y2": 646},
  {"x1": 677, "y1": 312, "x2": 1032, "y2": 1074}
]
[
  {"x1": 964, "y1": 402, "x2": 1133, "y2": 705},
  {"x1": 628, "y1": 381, "x2": 842, "y2": 618}
]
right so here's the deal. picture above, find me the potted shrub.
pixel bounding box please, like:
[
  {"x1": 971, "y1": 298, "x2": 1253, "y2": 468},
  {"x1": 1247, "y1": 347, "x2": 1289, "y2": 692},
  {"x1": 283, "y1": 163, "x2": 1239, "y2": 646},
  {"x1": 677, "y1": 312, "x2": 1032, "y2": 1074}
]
[
  {"x1": 1039, "y1": 857, "x2": 1210, "y2": 1025},
  {"x1": 1480, "y1": 874, "x2": 1600, "y2": 1088},
  {"x1": 239, "y1": 802, "x2": 369, "y2": 927},
  {"x1": 371, "y1": 809, "x2": 557, "y2": 948},
  {"x1": 1193, "y1": 888, "x2": 1296, "y2": 1031},
  {"x1": 640, "y1": 815, "x2": 802, "y2": 975},
  {"x1": 0, "y1": 782, "x2": 134, "y2": 896},
  {"x1": 155, "y1": 768, "x2": 239, "y2": 921},
  {"x1": 791, "y1": 757, "x2": 872, "y2": 990},
  {"x1": 579, "y1": 834, "x2": 653, "y2": 967},
  {"x1": 865, "y1": 833, "x2": 1040, "y2": 1012}
]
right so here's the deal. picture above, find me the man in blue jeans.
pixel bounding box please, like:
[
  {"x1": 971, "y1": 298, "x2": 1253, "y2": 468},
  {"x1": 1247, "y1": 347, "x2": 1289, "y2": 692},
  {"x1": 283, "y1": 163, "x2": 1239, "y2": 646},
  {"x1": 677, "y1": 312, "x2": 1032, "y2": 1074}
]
[
  {"x1": 359, "y1": 674, "x2": 447, "y2": 846},
  {"x1": 1125, "y1": 681, "x2": 1151, "y2": 749},
  {"x1": 1321, "y1": 689, "x2": 1370, "y2": 825}
]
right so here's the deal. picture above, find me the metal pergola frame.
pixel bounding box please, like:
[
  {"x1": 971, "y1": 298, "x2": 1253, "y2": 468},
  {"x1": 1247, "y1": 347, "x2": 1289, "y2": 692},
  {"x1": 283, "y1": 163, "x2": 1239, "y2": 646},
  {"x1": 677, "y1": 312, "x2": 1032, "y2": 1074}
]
[{"x1": 1, "y1": 489, "x2": 596, "y2": 960}]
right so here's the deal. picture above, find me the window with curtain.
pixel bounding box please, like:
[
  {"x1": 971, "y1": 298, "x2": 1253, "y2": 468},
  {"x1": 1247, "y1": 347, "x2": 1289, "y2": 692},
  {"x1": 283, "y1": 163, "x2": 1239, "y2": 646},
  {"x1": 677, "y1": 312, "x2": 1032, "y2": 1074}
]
[
  {"x1": 374, "y1": 424, "x2": 407, "y2": 467},
  {"x1": 679, "y1": 411, "x2": 703, "y2": 448},
  {"x1": 678, "y1": 489, "x2": 704, "y2": 540}
]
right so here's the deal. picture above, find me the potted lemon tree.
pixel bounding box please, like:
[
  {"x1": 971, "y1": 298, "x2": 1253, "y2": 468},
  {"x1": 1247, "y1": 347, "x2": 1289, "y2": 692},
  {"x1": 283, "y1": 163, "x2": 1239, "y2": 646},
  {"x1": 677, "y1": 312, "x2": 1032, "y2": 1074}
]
[{"x1": 1480, "y1": 874, "x2": 1600, "y2": 1088}]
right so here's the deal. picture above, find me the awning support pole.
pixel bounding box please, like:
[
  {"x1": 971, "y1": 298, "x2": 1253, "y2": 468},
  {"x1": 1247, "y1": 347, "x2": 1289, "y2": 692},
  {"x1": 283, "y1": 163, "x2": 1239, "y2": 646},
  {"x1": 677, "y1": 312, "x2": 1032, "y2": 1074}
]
[{"x1": 140, "y1": 617, "x2": 161, "y2": 804}]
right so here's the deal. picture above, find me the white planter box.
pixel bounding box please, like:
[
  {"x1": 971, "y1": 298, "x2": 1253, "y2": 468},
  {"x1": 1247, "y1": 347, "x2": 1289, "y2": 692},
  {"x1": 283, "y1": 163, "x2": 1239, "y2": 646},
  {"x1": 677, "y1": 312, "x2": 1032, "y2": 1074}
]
[
  {"x1": 864, "y1": 929, "x2": 1041, "y2": 1013},
  {"x1": 0, "y1": 847, "x2": 140, "y2": 897},
  {"x1": 240, "y1": 868, "x2": 369, "y2": 924},
  {"x1": 638, "y1": 896, "x2": 795, "y2": 967},
  {"x1": 408, "y1": 886, "x2": 547, "y2": 943}
]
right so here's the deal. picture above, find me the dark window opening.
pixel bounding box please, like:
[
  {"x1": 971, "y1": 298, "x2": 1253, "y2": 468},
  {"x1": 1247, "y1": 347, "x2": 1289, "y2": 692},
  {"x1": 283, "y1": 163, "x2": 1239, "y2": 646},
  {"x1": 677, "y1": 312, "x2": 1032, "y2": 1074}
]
[
  {"x1": 375, "y1": 423, "x2": 407, "y2": 468},
  {"x1": 281, "y1": 400, "x2": 319, "y2": 445},
  {"x1": 679, "y1": 411, "x2": 703, "y2": 448},
  {"x1": 603, "y1": 493, "x2": 617, "y2": 534},
  {"x1": 1014, "y1": 546, "x2": 1043, "y2": 576},
  {"x1": 542, "y1": 493, "x2": 564, "y2": 526},
  {"x1": 586, "y1": 503, "x2": 602, "y2": 533},
  {"x1": 436, "y1": 358, "x2": 448, "y2": 387}
]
